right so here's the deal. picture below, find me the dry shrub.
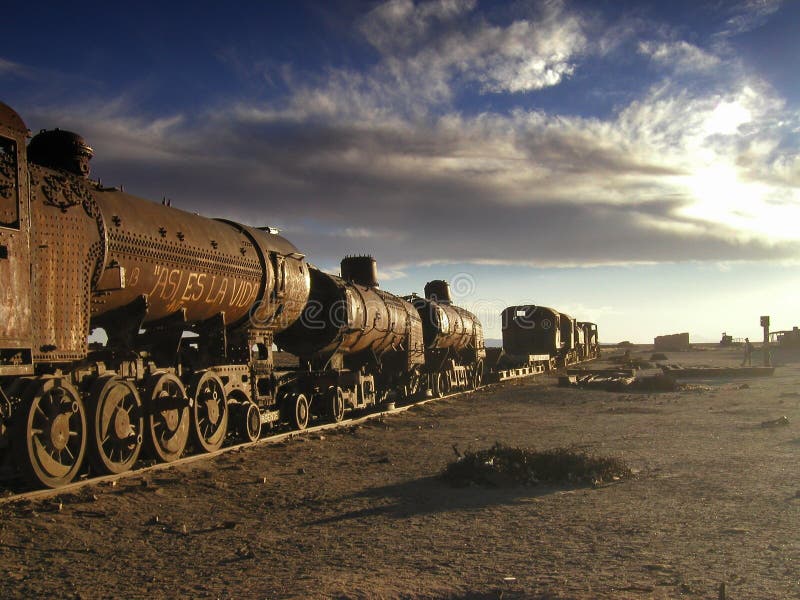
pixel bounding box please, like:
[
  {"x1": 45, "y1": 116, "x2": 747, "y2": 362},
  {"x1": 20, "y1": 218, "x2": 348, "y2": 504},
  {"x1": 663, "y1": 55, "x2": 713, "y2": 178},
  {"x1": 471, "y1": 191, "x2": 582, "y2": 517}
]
[
  {"x1": 442, "y1": 443, "x2": 632, "y2": 488},
  {"x1": 650, "y1": 353, "x2": 668, "y2": 361}
]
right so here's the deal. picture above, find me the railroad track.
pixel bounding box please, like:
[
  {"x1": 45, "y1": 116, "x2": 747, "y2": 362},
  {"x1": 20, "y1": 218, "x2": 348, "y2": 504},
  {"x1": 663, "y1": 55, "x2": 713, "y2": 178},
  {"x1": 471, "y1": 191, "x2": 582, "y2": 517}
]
[{"x1": 0, "y1": 384, "x2": 495, "y2": 506}]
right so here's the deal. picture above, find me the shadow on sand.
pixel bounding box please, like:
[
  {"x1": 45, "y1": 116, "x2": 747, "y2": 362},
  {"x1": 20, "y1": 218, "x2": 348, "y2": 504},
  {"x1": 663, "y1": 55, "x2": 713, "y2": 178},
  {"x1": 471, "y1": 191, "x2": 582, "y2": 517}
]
[{"x1": 308, "y1": 474, "x2": 582, "y2": 526}]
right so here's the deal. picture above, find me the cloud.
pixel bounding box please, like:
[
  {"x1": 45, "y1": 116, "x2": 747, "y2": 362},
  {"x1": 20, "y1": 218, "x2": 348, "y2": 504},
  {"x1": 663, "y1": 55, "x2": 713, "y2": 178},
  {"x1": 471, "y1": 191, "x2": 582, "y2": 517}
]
[
  {"x1": 13, "y1": 1, "x2": 798, "y2": 273},
  {"x1": 43, "y1": 76, "x2": 795, "y2": 271},
  {"x1": 357, "y1": 0, "x2": 587, "y2": 100},
  {"x1": 0, "y1": 57, "x2": 37, "y2": 80},
  {"x1": 638, "y1": 40, "x2": 721, "y2": 73},
  {"x1": 717, "y1": 0, "x2": 784, "y2": 37}
]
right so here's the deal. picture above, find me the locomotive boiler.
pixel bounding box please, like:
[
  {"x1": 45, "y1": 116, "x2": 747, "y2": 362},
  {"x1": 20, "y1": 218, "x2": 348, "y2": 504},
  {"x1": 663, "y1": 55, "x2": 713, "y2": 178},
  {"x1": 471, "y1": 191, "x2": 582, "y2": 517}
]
[
  {"x1": 0, "y1": 103, "x2": 311, "y2": 487},
  {"x1": 276, "y1": 256, "x2": 425, "y2": 424},
  {"x1": 410, "y1": 280, "x2": 486, "y2": 396}
]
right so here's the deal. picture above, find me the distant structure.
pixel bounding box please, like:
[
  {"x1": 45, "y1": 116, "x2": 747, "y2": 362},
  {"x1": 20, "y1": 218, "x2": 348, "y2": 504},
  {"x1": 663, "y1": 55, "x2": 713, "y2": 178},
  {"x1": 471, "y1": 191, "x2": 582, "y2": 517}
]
[
  {"x1": 770, "y1": 326, "x2": 800, "y2": 349},
  {"x1": 654, "y1": 332, "x2": 690, "y2": 352},
  {"x1": 720, "y1": 332, "x2": 733, "y2": 346}
]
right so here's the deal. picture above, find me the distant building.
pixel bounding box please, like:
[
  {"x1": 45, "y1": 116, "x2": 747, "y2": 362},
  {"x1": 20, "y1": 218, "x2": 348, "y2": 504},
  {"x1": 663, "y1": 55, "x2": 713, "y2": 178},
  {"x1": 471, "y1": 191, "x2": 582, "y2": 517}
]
[
  {"x1": 654, "y1": 332, "x2": 690, "y2": 352},
  {"x1": 771, "y1": 326, "x2": 800, "y2": 349}
]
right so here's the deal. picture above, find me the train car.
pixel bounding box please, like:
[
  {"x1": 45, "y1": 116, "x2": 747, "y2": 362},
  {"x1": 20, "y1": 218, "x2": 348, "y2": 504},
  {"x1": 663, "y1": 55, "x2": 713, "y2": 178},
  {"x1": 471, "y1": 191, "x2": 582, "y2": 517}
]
[
  {"x1": 502, "y1": 305, "x2": 562, "y2": 358},
  {"x1": 0, "y1": 103, "x2": 311, "y2": 487},
  {"x1": 409, "y1": 280, "x2": 486, "y2": 397},
  {"x1": 500, "y1": 305, "x2": 599, "y2": 372},
  {"x1": 578, "y1": 321, "x2": 600, "y2": 359},
  {"x1": 559, "y1": 313, "x2": 578, "y2": 366},
  {"x1": 275, "y1": 256, "x2": 425, "y2": 425}
]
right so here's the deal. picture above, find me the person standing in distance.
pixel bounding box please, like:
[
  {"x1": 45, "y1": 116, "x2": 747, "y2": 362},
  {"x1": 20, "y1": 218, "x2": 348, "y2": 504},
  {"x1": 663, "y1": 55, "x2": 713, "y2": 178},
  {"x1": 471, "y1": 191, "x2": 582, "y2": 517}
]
[{"x1": 741, "y1": 338, "x2": 753, "y2": 366}]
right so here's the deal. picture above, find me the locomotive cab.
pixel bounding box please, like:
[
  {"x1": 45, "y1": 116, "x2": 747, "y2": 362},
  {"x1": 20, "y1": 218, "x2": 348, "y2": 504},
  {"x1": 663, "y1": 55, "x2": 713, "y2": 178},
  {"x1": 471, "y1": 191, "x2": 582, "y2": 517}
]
[{"x1": 0, "y1": 103, "x2": 34, "y2": 378}]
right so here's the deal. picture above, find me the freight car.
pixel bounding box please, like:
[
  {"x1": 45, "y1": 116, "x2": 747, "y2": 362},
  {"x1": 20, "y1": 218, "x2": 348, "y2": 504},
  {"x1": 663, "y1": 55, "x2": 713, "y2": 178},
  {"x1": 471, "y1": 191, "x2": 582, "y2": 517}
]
[
  {"x1": 0, "y1": 103, "x2": 313, "y2": 487},
  {"x1": 408, "y1": 280, "x2": 486, "y2": 396},
  {"x1": 275, "y1": 256, "x2": 425, "y2": 425}
]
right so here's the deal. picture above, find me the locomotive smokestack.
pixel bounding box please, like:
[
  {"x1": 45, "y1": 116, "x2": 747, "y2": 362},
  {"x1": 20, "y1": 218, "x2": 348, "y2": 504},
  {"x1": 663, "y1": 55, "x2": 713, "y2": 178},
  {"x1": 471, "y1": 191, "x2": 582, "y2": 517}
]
[
  {"x1": 340, "y1": 255, "x2": 379, "y2": 288},
  {"x1": 424, "y1": 280, "x2": 452, "y2": 304},
  {"x1": 28, "y1": 128, "x2": 94, "y2": 178}
]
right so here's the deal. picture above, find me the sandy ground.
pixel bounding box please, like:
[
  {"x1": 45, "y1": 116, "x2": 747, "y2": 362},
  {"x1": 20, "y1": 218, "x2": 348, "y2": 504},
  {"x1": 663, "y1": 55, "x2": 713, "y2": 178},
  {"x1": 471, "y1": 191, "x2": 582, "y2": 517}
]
[{"x1": 0, "y1": 345, "x2": 798, "y2": 599}]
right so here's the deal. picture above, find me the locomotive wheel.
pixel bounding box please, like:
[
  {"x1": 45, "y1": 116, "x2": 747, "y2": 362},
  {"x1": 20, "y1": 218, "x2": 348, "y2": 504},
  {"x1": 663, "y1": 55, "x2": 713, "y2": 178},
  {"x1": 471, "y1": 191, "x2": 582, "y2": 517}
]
[
  {"x1": 144, "y1": 373, "x2": 190, "y2": 463},
  {"x1": 239, "y1": 401, "x2": 261, "y2": 443},
  {"x1": 190, "y1": 372, "x2": 229, "y2": 453},
  {"x1": 12, "y1": 376, "x2": 87, "y2": 488},
  {"x1": 433, "y1": 372, "x2": 451, "y2": 397},
  {"x1": 291, "y1": 394, "x2": 310, "y2": 430},
  {"x1": 472, "y1": 361, "x2": 484, "y2": 390},
  {"x1": 328, "y1": 387, "x2": 345, "y2": 423},
  {"x1": 441, "y1": 373, "x2": 452, "y2": 396},
  {"x1": 88, "y1": 375, "x2": 144, "y2": 475},
  {"x1": 431, "y1": 372, "x2": 444, "y2": 398}
]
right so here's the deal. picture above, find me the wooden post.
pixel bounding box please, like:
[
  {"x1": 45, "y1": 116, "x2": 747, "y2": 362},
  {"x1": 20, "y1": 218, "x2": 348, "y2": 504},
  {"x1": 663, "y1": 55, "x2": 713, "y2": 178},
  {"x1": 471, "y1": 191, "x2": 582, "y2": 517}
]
[{"x1": 760, "y1": 315, "x2": 770, "y2": 366}]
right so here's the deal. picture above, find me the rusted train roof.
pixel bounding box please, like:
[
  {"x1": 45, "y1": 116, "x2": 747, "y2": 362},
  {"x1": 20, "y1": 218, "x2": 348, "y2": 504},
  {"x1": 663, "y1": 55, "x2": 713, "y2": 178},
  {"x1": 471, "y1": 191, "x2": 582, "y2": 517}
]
[{"x1": 0, "y1": 102, "x2": 29, "y2": 136}]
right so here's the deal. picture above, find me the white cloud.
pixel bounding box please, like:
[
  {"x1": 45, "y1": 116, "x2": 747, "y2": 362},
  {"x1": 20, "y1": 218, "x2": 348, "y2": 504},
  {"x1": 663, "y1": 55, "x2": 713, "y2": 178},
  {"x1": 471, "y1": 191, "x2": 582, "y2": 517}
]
[
  {"x1": 638, "y1": 40, "x2": 721, "y2": 73},
  {"x1": 718, "y1": 0, "x2": 784, "y2": 37},
  {"x1": 358, "y1": 0, "x2": 586, "y2": 99}
]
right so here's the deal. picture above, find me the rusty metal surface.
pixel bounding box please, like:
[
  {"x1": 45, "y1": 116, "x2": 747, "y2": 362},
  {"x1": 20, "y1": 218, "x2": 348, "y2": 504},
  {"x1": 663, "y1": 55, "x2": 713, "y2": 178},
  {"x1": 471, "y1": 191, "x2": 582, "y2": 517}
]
[
  {"x1": 413, "y1": 297, "x2": 479, "y2": 352},
  {"x1": 276, "y1": 265, "x2": 424, "y2": 369},
  {"x1": 88, "y1": 191, "x2": 309, "y2": 333},
  {"x1": 0, "y1": 103, "x2": 28, "y2": 137},
  {"x1": 28, "y1": 164, "x2": 104, "y2": 361},
  {"x1": 0, "y1": 109, "x2": 33, "y2": 376},
  {"x1": 340, "y1": 255, "x2": 378, "y2": 288}
]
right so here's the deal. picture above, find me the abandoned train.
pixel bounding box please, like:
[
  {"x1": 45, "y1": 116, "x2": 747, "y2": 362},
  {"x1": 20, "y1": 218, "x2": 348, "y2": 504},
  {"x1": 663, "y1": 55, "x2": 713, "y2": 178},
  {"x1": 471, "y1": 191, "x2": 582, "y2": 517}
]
[
  {"x1": 0, "y1": 103, "x2": 490, "y2": 488},
  {"x1": 0, "y1": 103, "x2": 595, "y2": 489},
  {"x1": 501, "y1": 305, "x2": 600, "y2": 368}
]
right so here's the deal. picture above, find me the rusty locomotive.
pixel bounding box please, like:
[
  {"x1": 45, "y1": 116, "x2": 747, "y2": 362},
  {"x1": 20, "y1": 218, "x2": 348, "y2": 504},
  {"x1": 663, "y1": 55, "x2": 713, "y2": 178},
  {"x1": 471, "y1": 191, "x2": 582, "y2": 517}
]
[
  {"x1": 0, "y1": 103, "x2": 487, "y2": 488},
  {"x1": 509, "y1": 305, "x2": 599, "y2": 364},
  {"x1": 490, "y1": 305, "x2": 600, "y2": 376}
]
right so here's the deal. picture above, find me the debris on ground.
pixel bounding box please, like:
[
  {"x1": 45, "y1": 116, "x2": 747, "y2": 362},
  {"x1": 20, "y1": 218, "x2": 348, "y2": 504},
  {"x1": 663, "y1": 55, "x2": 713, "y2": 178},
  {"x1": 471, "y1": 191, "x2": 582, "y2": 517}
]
[
  {"x1": 607, "y1": 353, "x2": 655, "y2": 369},
  {"x1": 441, "y1": 443, "x2": 632, "y2": 488},
  {"x1": 760, "y1": 416, "x2": 790, "y2": 428},
  {"x1": 560, "y1": 370, "x2": 676, "y2": 392}
]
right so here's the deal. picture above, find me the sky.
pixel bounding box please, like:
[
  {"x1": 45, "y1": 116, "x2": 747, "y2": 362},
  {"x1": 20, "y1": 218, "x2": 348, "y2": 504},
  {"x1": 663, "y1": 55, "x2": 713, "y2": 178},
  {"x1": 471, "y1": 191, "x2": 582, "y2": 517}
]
[{"x1": 2, "y1": 0, "x2": 798, "y2": 343}]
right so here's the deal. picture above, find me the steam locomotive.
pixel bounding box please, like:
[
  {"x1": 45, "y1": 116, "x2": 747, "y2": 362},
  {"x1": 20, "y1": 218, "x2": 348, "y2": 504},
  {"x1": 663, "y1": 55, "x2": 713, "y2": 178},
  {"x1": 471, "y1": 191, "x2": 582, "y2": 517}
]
[
  {"x1": 0, "y1": 102, "x2": 488, "y2": 488},
  {"x1": 0, "y1": 103, "x2": 598, "y2": 490}
]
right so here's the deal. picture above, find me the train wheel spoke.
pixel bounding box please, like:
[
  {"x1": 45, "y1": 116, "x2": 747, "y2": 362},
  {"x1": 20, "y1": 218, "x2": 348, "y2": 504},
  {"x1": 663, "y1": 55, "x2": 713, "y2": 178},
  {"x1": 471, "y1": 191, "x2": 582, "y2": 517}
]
[
  {"x1": 13, "y1": 377, "x2": 87, "y2": 488},
  {"x1": 88, "y1": 376, "x2": 144, "y2": 475},
  {"x1": 190, "y1": 372, "x2": 229, "y2": 454},
  {"x1": 144, "y1": 373, "x2": 189, "y2": 463}
]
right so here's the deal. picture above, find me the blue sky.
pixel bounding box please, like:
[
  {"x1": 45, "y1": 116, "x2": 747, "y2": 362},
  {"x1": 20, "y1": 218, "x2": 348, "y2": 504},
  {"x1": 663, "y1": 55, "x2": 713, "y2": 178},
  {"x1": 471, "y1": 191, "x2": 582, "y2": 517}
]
[{"x1": 2, "y1": 0, "x2": 798, "y2": 343}]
